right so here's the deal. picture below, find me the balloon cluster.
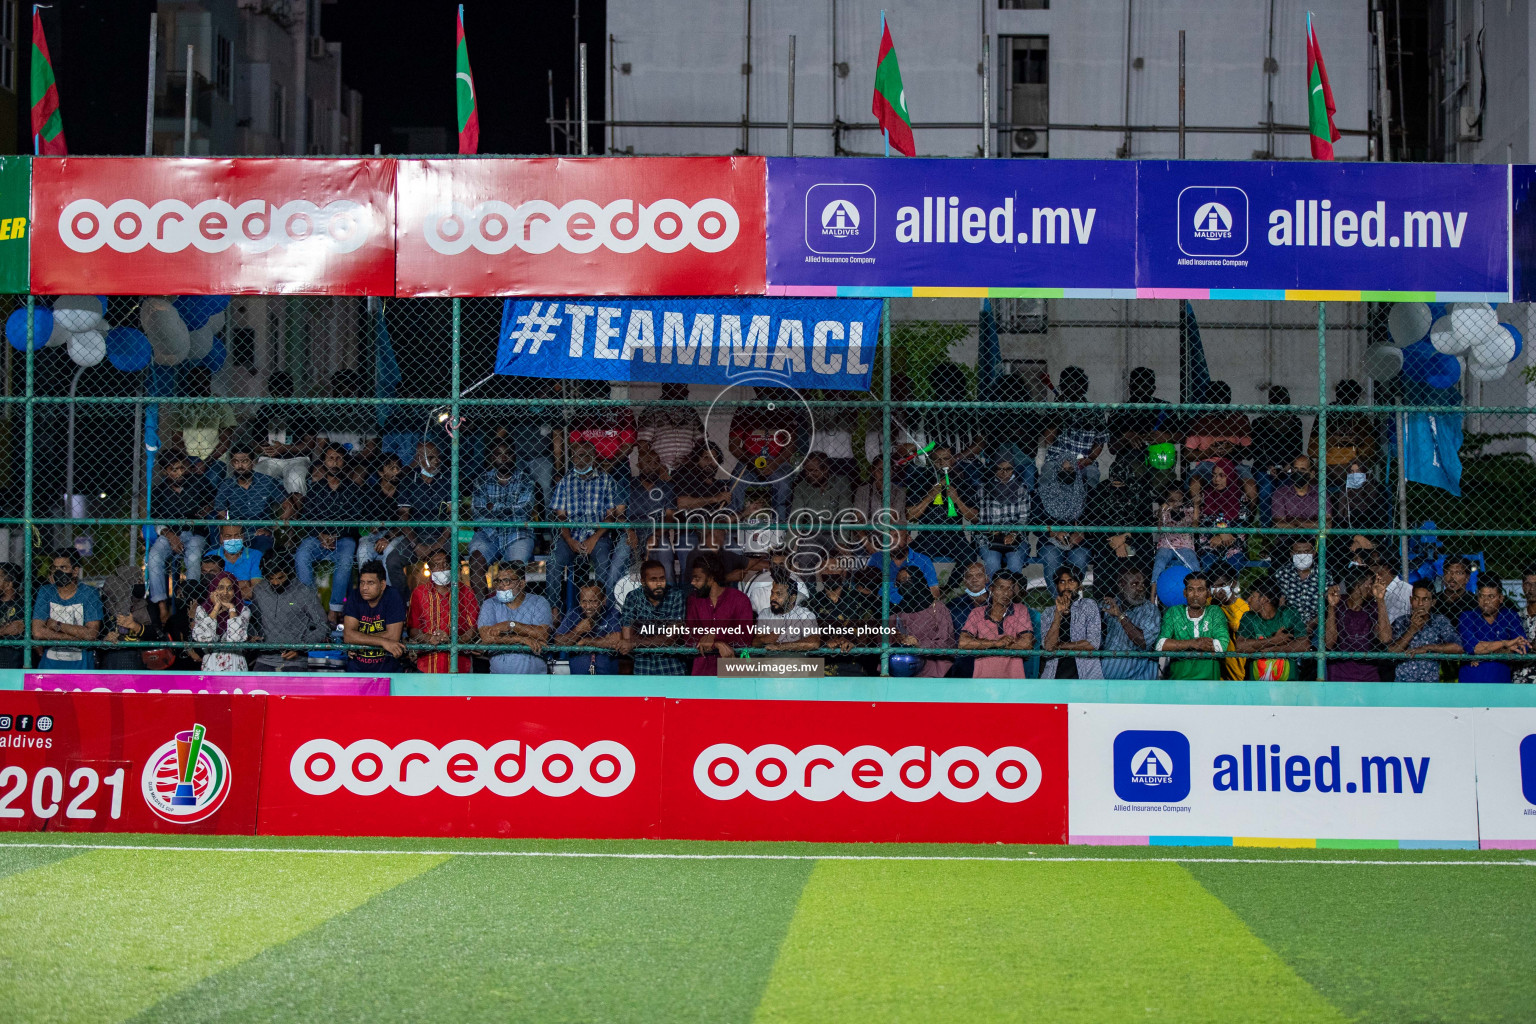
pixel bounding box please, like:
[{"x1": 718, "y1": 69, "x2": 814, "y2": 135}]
[
  {"x1": 1368, "y1": 301, "x2": 1530, "y2": 387},
  {"x1": 4, "y1": 295, "x2": 230, "y2": 374}
]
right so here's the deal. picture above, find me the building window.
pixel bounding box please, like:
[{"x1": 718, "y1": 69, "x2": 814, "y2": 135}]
[
  {"x1": 215, "y1": 35, "x2": 233, "y2": 100},
  {"x1": 1006, "y1": 36, "x2": 1048, "y2": 157},
  {"x1": 0, "y1": 0, "x2": 18, "y2": 93},
  {"x1": 999, "y1": 0, "x2": 1049, "y2": 8}
]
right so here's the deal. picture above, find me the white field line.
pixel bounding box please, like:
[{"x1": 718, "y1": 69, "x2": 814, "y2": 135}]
[{"x1": 0, "y1": 840, "x2": 1531, "y2": 867}]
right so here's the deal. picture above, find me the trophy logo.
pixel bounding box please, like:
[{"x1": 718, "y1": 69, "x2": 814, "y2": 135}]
[{"x1": 141, "y1": 723, "x2": 233, "y2": 824}]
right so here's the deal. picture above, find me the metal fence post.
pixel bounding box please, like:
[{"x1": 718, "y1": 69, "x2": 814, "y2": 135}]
[
  {"x1": 1315, "y1": 300, "x2": 1328, "y2": 680},
  {"x1": 449, "y1": 297, "x2": 462, "y2": 672},
  {"x1": 880, "y1": 299, "x2": 892, "y2": 675},
  {"x1": 22, "y1": 294, "x2": 34, "y2": 667}
]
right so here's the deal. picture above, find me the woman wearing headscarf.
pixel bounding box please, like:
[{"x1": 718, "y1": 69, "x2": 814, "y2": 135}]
[
  {"x1": 1197, "y1": 457, "x2": 1255, "y2": 572},
  {"x1": 190, "y1": 571, "x2": 251, "y2": 672}
]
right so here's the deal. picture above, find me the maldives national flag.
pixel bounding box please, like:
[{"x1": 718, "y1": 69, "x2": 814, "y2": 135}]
[
  {"x1": 1306, "y1": 12, "x2": 1339, "y2": 160},
  {"x1": 30, "y1": 9, "x2": 66, "y2": 156},
  {"x1": 871, "y1": 20, "x2": 914, "y2": 156},
  {"x1": 455, "y1": 5, "x2": 479, "y2": 155}
]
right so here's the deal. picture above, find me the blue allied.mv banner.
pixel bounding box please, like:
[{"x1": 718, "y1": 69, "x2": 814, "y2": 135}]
[{"x1": 497, "y1": 296, "x2": 882, "y2": 390}]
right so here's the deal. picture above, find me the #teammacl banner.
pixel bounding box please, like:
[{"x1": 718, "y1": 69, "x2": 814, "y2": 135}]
[
  {"x1": 0, "y1": 692, "x2": 266, "y2": 834},
  {"x1": 497, "y1": 296, "x2": 882, "y2": 390},
  {"x1": 766, "y1": 157, "x2": 1139, "y2": 293},
  {"x1": 30, "y1": 158, "x2": 397, "y2": 295},
  {"x1": 1137, "y1": 161, "x2": 1510, "y2": 298},
  {"x1": 395, "y1": 157, "x2": 767, "y2": 296},
  {"x1": 1068, "y1": 703, "x2": 1480, "y2": 846}
]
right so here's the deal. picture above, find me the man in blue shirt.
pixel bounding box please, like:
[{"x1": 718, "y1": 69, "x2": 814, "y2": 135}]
[
  {"x1": 867, "y1": 530, "x2": 940, "y2": 608},
  {"x1": 31, "y1": 548, "x2": 103, "y2": 670},
  {"x1": 467, "y1": 440, "x2": 538, "y2": 599},
  {"x1": 294, "y1": 444, "x2": 363, "y2": 621},
  {"x1": 212, "y1": 447, "x2": 291, "y2": 554},
  {"x1": 341, "y1": 561, "x2": 407, "y2": 673},
  {"x1": 1457, "y1": 578, "x2": 1530, "y2": 683},
  {"x1": 214, "y1": 524, "x2": 265, "y2": 600},
  {"x1": 546, "y1": 441, "x2": 622, "y2": 619},
  {"x1": 552, "y1": 582, "x2": 621, "y2": 674},
  {"x1": 477, "y1": 561, "x2": 553, "y2": 675}
]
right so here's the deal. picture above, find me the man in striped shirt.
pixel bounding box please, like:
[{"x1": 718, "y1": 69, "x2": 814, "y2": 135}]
[{"x1": 636, "y1": 383, "x2": 705, "y2": 472}]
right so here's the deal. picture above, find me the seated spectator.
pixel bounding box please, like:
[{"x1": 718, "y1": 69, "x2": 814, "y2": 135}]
[
  {"x1": 617, "y1": 445, "x2": 678, "y2": 587},
  {"x1": 728, "y1": 388, "x2": 798, "y2": 519},
  {"x1": 212, "y1": 447, "x2": 291, "y2": 554},
  {"x1": 1041, "y1": 366, "x2": 1108, "y2": 486},
  {"x1": 342, "y1": 561, "x2": 407, "y2": 673},
  {"x1": 406, "y1": 549, "x2": 478, "y2": 674},
  {"x1": 248, "y1": 554, "x2": 332, "y2": 671},
  {"x1": 1184, "y1": 381, "x2": 1251, "y2": 462},
  {"x1": 1309, "y1": 378, "x2": 1379, "y2": 470},
  {"x1": 1036, "y1": 456, "x2": 1090, "y2": 597},
  {"x1": 1099, "y1": 566, "x2": 1160, "y2": 681},
  {"x1": 243, "y1": 373, "x2": 320, "y2": 495},
  {"x1": 893, "y1": 576, "x2": 954, "y2": 677},
  {"x1": 0, "y1": 563, "x2": 24, "y2": 669},
  {"x1": 1157, "y1": 572, "x2": 1229, "y2": 681},
  {"x1": 1233, "y1": 578, "x2": 1311, "y2": 680},
  {"x1": 396, "y1": 442, "x2": 454, "y2": 584},
  {"x1": 1206, "y1": 564, "x2": 1250, "y2": 680},
  {"x1": 867, "y1": 530, "x2": 940, "y2": 608},
  {"x1": 810, "y1": 561, "x2": 879, "y2": 675},
  {"x1": 1151, "y1": 481, "x2": 1200, "y2": 584},
  {"x1": 102, "y1": 593, "x2": 167, "y2": 672},
  {"x1": 1273, "y1": 536, "x2": 1322, "y2": 634},
  {"x1": 357, "y1": 454, "x2": 414, "y2": 591},
  {"x1": 213, "y1": 524, "x2": 264, "y2": 600},
  {"x1": 758, "y1": 573, "x2": 822, "y2": 654},
  {"x1": 673, "y1": 442, "x2": 738, "y2": 517},
  {"x1": 31, "y1": 548, "x2": 103, "y2": 670},
  {"x1": 1084, "y1": 459, "x2": 1149, "y2": 579},
  {"x1": 636, "y1": 382, "x2": 705, "y2": 473},
  {"x1": 1383, "y1": 581, "x2": 1463, "y2": 682},
  {"x1": 1517, "y1": 566, "x2": 1536, "y2": 684},
  {"x1": 477, "y1": 561, "x2": 553, "y2": 675},
  {"x1": 553, "y1": 582, "x2": 622, "y2": 674},
  {"x1": 1107, "y1": 367, "x2": 1176, "y2": 478},
  {"x1": 1330, "y1": 459, "x2": 1392, "y2": 532},
  {"x1": 546, "y1": 440, "x2": 623, "y2": 618},
  {"x1": 685, "y1": 553, "x2": 754, "y2": 675},
  {"x1": 907, "y1": 445, "x2": 978, "y2": 565},
  {"x1": 1249, "y1": 386, "x2": 1304, "y2": 528},
  {"x1": 294, "y1": 444, "x2": 362, "y2": 623},
  {"x1": 190, "y1": 572, "x2": 251, "y2": 672},
  {"x1": 146, "y1": 454, "x2": 214, "y2": 618},
  {"x1": 1270, "y1": 455, "x2": 1322, "y2": 530},
  {"x1": 1437, "y1": 556, "x2": 1480, "y2": 624},
  {"x1": 619, "y1": 559, "x2": 690, "y2": 676},
  {"x1": 1323, "y1": 569, "x2": 1385, "y2": 682},
  {"x1": 958, "y1": 570, "x2": 1034, "y2": 679},
  {"x1": 1365, "y1": 550, "x2": 1412, "y2": 625},
  {"x1": 567, "y1": 382, "x2": 637, "y2": 474},
  {"x1": 853, "y1": 455, "x2": 917, "y2": 530},
  {"x1": 682, "y1": 523, "x2": 749, "y2": 587},
  {"x1": 976, "y1": 456, "x2": 1031, "y2": 577},
  {"x1": 1040, "y1": 564, "x2": 1102, "y2": 679},
  {"x1": 165, "y1": 551, "x2": 227, "y2": 658},
  {"x1": 467, "y1": 441, "x2": 539, "y2": 601},
  {"x1": 790, "y1": 452, "x2": 854, "y2": 557},
  {"x1": 741, "y1": 540, "x2": 809, "y2": 617},
  {"x1": 494, "y1": 376, "x2": 560, "y2": 505},
  {"x1": 1458, "y1": 577, "x2": 1530, "y2": 683},
  {"x1": 1197, "y1": 459, "x2": 1257, "y2": 572}
]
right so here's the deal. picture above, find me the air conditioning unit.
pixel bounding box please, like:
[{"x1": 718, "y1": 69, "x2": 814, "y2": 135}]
[
  {"x1": 309, "y1": 36, "x2": 327, "y2": 60},
  {"x1": 1458, "y1": 104, "x2": 1482, "y2": 142},
  {"x1": 1011, "y1": 127, "x2": 1048, "y2": 156}
]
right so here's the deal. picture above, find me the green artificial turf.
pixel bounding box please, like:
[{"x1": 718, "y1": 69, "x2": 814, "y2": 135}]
[{"x1": 0, "y1": 835, "x2": 1530, "y2": 1023}]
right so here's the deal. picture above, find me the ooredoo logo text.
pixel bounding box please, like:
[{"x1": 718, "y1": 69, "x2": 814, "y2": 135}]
[
  {"x1": 422, "y1": 198, "x2": 740, "y2": 256},
  {"x1": 142, "y1": 723, "x2": 233, "y2": 824},
  {"x1": 57, "y1": 198, "x2": 376, "y2": 254},
  {"x1": 289, "y1": 737, "x2": 636, "y2": 798},
  {"x1": 693, "y1": 743, "x2": 1043, "y2": 803}
]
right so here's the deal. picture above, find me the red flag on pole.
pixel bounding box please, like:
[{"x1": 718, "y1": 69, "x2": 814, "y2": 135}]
[
  {"x1": 871, "y1": 19, "x2": 915, "y2": 157},
  {"x1": 1306, "y1": 12, "x2": 1340, "y2": 161},
  {"x1": 30, "y1": 8, "x2": 67, "y2": 156}
]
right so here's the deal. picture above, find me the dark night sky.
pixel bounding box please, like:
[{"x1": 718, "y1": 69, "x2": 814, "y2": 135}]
[{"x1": 22, "y1": 0, "x2": 604, "y2": 155}]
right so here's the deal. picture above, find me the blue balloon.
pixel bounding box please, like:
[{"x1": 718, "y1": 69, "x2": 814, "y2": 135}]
[
  {"x1": 1503, "y1": 323, "x2": 1523, "y2": 363},
  {"x1": 1156, "y1": 564, "x2": 1193, "y2": 608},
  {"x1": 5, "y1": 305, "x2": 53, "y2": 352},
  {"x1": 198, "y1": 336, "x2": 227, "y2": 373},
  {"x1": 1402, "y1": 340, "x2": 1462, "y2": 390},
  {"x1": 104, "y1": 327, "x2": 152, "y2": 373},
  {"x1": 146, "y1": 364, "x2": 176, "y2": 397},
  {"x1": 1426, "y1": 302, "x2": 1449, "y2": 321},
  {"x1": 172, "y1": 295, "x2": 230, "y2": 330},
  {"x1": 888, "y1": 653, "x2": 927, "y2": 677}
]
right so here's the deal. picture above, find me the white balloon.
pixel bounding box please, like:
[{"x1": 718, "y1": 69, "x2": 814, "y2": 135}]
[
  {"x1": 1470, "y1": 324, "x2": 1518, "y2": 366},
  {"x1": 1387, "y1": 302, "x2": 1433, "y2": 347},
  {"x1": 205, "y1": 311, "x2": 227, "y2": 335},
  {"x1": 1363, "y1": 343, "x2": 1403, "y2": 381},
  {"x1": 1469, "y1": 360, "x2": 1508, "y2": 382},
  {"x1": 187, "y1": 322, "x2": 216, "y2": 361},
  {"x1": 54, "y1": 308, "x2": 98, "y2": 333},
  {"x1": 1449, "y1": 303, "x2": 1498, "y2": 344},
  {"x1": 46, "y1": 317, "x2": 70, "y2": 348},
  {"x1": 141, "y1": 297, "x2": 190, "y2": 365},
  {"x1": 1429, "y1": 315, "x2": 1470, "y2": 355},
  {"x1": 66, "y1": 329, "x2": 106, "y2": 368}
]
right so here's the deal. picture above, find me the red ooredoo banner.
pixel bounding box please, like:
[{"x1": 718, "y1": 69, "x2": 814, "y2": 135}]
[
  {"x1": 30, "y1": 158, "x2": 397, "y2": 295},
  {"x1": 660, "y1": 699, "x2": 1068, "y2": 844},
  {"x1": 257, "y1": 696, "x2": 665, "y2": 838},
  {"x1": 0, "y1": 692, "x2": 266, "y2": 834},
  {"x1": 394, "y1": 157, "x2": 767, "y2": 296}
]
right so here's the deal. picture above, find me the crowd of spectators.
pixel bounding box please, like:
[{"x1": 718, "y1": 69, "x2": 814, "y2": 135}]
[{"x1": 14, "y1": 363, "x2": 1533, "y2": 681}]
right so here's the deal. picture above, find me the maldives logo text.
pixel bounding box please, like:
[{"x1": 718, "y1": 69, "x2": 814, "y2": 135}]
[
  {"x1": 1114, "y1": 729, "x2": 1191, "y2": 803},
  {"x1": 804, "y1": 184, "x2": 875, "y2": 255},
  {"x1": 142, "y1": 723, "x2": 233, "y2": 823},
  {"x1": 1177, "y1": 186, "x2": 1248, "y2": 258}
]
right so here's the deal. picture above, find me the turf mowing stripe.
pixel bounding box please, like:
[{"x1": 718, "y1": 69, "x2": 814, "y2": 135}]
[
  {"x1": 0, "y1": 841, "x2": 1531, "y2": 866},
  {"x1": 0, "y1": 848, "x2": 446, "y2": 1024},
  {"x1": 0, "y1": 842, "x2": 84, "y2": 881},
  {"x1": 133, "y1": 855, "x2": 813, "y2": 1023},
  {"x1": 750, "y1": 860, "x2": 1350, "y2": 1023}
]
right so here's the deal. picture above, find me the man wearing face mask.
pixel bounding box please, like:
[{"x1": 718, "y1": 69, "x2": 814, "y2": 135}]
[
  {"x1": 1100, "y1": 566, "x2": 1161, "y2": 680},
  {"x1": 1206, "y1": 564, "x2": 1251, "y2": 680},
  {"x1": 293, "y1": 445, "x2": 362, "y2": 624},
  {"x1": 1273, "y1": 537, "x2": 1322, "y2": 636},
  {"x1": 31, "y1": 549, "x2": 103, "y2": 670},
  {"x1": 407, "y1": 549, "x2": 478, "y2": 673},
  {"x1": 476, "y1": 562, "x2": 552, "y2": 675},
  {"x1": 248, "y1": 554, "x2": 331, "y2": 671},
  {"x1": 619, "y1": 560, "x2": 690, "y2": 675},
  {"x1": 547, "y1": 441, "x2": 623, "y2": 621},
  {"x1": 1330, "y1": 459, "x2": 1390, "y2": 532},
  {"x1": 212, "y1": 447, "x2": 292, "y2": 554},
  {"x1": 467, "y1": 441, "x2": 539, "y2": 603},
  {"x1": 1270, "y1": 455, "x2": 1322, "y2": 531},
  {"x1": 214, "y1": 524, "x2": 264, "y2": 601}
]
